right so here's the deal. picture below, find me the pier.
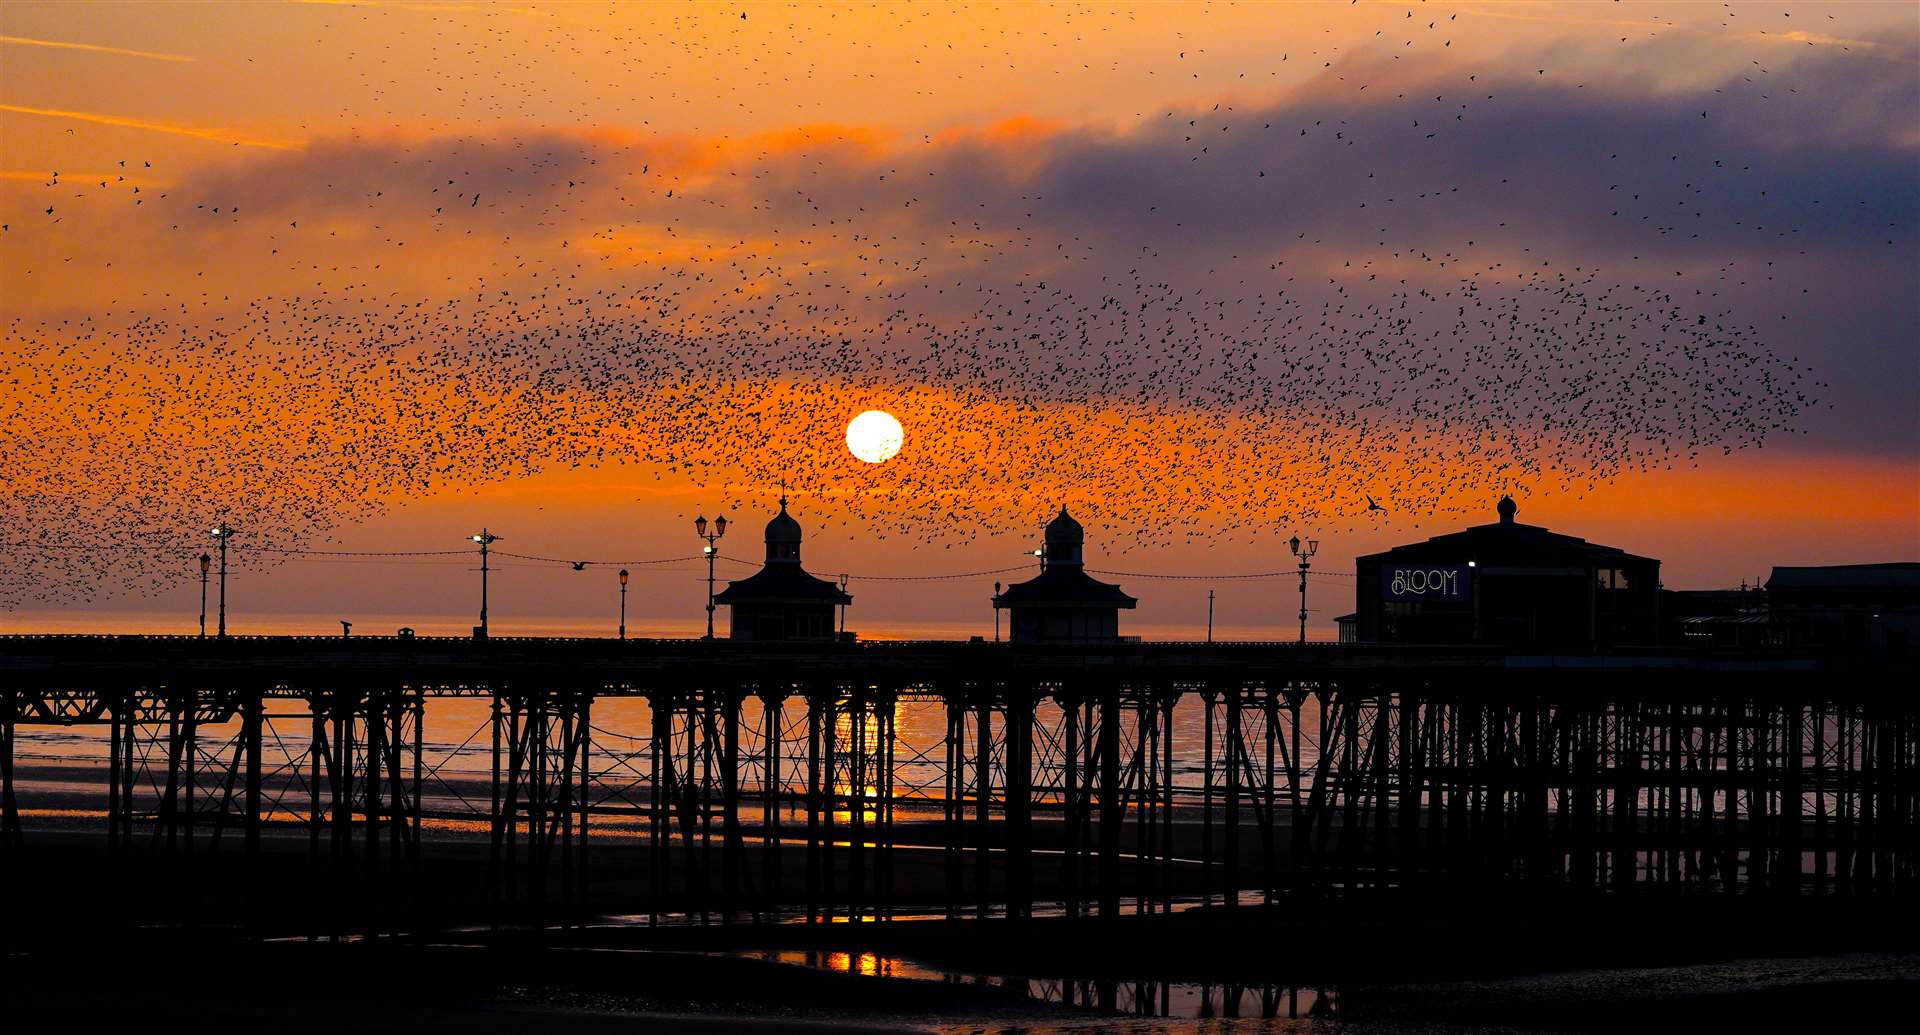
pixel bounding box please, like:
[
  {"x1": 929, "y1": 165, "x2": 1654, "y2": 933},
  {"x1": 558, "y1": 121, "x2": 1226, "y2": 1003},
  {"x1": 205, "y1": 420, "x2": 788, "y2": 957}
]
[{"x1": 2, "y1": 635, "x2": 1913, "y2": 937}]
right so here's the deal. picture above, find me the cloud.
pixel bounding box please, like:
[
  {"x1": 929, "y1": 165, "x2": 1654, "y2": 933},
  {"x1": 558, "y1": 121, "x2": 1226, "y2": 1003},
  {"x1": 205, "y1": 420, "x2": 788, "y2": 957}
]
[
  {"x1": 1738, "y1": 30, "x2": 1880, "y2": 50},
  {"x1": 54, "y1": 26, "x2": 1907, "y2": 276}
]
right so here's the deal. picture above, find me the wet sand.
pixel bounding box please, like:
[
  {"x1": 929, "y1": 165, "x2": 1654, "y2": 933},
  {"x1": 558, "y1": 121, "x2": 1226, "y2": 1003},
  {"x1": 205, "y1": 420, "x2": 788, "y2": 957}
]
[
  {"x1": 0, "y1": 940, "x2": 1070, "y2": 1033},
  {"x1": 4, "y1": 825, "x2": 1914, "y2": 1031},
  {"x1": 6, "y1": 939, "x2": 1913, "y2": 1034}
]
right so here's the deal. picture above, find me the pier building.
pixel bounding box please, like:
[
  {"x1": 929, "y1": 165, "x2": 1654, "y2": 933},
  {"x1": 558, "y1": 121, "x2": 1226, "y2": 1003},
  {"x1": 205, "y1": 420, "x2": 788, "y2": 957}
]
[
  {"x1": 1354, "y1": 495, "x2": 1661, "y2": 647},
  {"x1": 712, "y1": 496, "x2": 851, "y2": 641},
  {"x1": 992, "y1": 507, "x2": 1136, "y2": 643}
]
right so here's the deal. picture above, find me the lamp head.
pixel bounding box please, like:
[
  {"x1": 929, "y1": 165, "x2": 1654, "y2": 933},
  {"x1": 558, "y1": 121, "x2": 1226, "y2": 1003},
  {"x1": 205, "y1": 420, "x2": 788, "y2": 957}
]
[
  {"x1": 199, "y1": 553, "x2": 211, "y2": 572},
  {"x1": 714, "y1": 515, "x2": 728, "y2": 538},
  {"x1": 619, "y1": 569, "x2": 629, "y2": 587},
  {"x1": 1288, "y1": 534, "x2": 1301, "y2": 556},
  {"x1": 1307, "y1": 539, "x2": 1320, "y2": 556},
  {"x1": 695, "y1": 515, "x2": 708, "y2": 537}
]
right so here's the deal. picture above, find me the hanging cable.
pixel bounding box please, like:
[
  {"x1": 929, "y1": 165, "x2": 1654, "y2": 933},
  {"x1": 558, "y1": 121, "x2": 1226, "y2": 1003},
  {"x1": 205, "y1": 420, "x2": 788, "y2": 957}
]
[
  {"x1": 1088, "y1": 567, "x2": 1358, "y2": 580},
  {"x1": 255, "y1": 546, "x2": 470, "y2": 557},
  {"x1": 492, "y1": 550, "x2": 705, "y2": 567},
  {"x1": 833, "y1": 564, "x2": 1036, "y2": 582}
]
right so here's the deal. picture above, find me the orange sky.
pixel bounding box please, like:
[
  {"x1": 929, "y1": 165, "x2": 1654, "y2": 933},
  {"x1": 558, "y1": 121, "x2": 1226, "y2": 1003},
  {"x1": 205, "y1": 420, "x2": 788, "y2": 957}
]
[{"x1": 1, "y1": 1, "x2": 1915, "y2": 635}]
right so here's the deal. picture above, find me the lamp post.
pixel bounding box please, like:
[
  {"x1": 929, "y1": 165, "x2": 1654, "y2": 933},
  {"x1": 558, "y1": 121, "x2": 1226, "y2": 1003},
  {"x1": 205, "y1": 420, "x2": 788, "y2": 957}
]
[
  {"x1": 993, "y1": 581, "x2": 1001, "y2": 642},
  {"x1": 695, "y1": 514, "x2": 727, "y2": 639},
  {"x1": 470, "y1": 528, "x2": 501, "y2": 639},
  {"x1": 1288, "y1": 534, "x2": 1319, "y2": 645},
  {"x1": 208, "y1": 523, "x2": 237, "y2": 639},
  {"x1": 618, "y1": 569, "x2": 629, "y2": 641},
  {"x1": 1207, "y1": 589, "x2": 1215, "y2": 644},
  {"x1": 838, "y1": 574, "x2": 850, "y2": 640},
  {"x1": 197, "y1": 553, "x2": 211, "y2": 639}
]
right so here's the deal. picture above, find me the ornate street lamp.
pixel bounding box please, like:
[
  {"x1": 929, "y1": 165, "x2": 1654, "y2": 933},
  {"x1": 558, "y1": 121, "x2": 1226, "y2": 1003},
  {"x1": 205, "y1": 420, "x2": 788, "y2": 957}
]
[
  {"x1": 208, "y1": 523, "x2": 237, "y2": 639},
  {"x1": 198, "y1": 553, "x2": 211, "y2": 639},
  {"x1": 695, "y1": 514, "x2": 727, "y2": 639},
  {"x1": 1288, "y1": 534, "x2": 1320, "y2": 645},
  {"x1": 838, "y1": 573, "x2": 850, "y2": 640},
  {"x1": 618, "y1": 568, "x2": 630, "y2": 641},
  {"x1": 470, "y1": 528, "x2": 501, "y2": 639}
]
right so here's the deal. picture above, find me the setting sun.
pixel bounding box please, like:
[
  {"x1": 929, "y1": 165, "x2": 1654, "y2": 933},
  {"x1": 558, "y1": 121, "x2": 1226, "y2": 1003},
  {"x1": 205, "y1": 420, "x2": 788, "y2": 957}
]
[{"x1": 846, "y1": 409, "x2": 904, "y2": 464}]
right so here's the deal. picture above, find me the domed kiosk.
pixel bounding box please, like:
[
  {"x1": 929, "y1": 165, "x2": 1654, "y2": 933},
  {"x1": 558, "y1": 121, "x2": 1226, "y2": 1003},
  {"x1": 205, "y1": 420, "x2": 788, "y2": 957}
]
[
  {"x1": 992, "y1": 507, "x2": 1136, "y2": 644},
  {"x1": 712, "y1": 496, "x2": 852, "y2": 641}
]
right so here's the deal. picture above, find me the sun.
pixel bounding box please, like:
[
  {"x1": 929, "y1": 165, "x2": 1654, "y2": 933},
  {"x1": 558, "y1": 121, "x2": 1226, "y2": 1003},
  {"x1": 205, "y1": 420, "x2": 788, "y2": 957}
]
[{"x1": 846, "y1": 409, "x2": 904, "y2": 464}]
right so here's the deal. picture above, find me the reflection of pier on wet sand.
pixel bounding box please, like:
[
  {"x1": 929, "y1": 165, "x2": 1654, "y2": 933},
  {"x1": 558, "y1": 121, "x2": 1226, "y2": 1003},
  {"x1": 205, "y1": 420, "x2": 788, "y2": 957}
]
[{"x1": 1, "y1": 635, "x2": 1913, "y2": 939}]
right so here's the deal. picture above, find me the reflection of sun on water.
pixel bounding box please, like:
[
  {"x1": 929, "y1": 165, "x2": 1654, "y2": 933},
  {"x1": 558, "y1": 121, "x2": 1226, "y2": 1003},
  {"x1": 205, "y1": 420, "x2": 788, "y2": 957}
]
[
  {"x1": 824, "y1": 951, "x2": 890, "y2": 976},
  {"x1": 831, "y1": 706, "x2": 885, "y2": 823}
]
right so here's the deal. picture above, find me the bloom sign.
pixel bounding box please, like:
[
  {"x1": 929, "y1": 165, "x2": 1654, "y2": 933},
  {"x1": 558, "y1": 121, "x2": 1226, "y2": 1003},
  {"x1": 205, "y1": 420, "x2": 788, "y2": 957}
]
[{"x1": 1384, "y1": 565, "x2": 1473, "y2": 601}]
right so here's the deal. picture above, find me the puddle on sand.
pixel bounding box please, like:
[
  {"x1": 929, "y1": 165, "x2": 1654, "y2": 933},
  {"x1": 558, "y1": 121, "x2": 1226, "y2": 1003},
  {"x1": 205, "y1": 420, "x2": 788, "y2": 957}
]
[{"x1": 725, "y1": 948, "x2": 1339, "y2": 1023}]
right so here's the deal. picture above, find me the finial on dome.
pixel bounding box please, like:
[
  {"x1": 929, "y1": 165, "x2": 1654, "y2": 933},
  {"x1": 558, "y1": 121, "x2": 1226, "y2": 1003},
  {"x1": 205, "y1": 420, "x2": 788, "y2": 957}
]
[{"x1": 1497, "y1": 494, "x2": 1517, "y2": 525}]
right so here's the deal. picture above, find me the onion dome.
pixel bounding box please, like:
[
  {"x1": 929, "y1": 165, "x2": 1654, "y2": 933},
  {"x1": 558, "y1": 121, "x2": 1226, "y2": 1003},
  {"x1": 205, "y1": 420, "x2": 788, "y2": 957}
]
[
  {"x1": 765, "y1": 495, "x2": 802, "y2": 563},
  {"x1": 1044, "y1": 506, "x2": 1084, "y2": 567}
]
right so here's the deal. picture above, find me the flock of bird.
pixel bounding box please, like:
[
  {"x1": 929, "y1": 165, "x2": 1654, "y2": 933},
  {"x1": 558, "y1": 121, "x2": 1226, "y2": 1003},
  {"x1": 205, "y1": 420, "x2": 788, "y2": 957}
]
[{"x1": 2, "y1": 2, "x2": 1897, "y2": 609}]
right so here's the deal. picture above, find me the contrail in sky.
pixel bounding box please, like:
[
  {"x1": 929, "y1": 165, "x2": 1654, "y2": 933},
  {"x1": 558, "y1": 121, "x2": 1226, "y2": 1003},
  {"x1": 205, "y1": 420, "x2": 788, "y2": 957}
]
[
  {"x1": 0, "y1": 103, "x2": 300, "y2": 150},
  {"x1": 0, "y1": 34, "x2": 193, "y2": 62}
]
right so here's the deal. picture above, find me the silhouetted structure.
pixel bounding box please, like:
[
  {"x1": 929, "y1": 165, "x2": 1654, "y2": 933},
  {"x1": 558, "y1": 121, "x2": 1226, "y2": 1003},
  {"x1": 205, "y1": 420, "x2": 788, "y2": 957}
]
[
  {"x1": 1333, "y1": 612, "x2": 1358, "y2": 644},
  {"x1": 1768, "y1": 562, "x2": 1919, "y2": 657},
  {"x1": 712, "y1": 496, "x2": 851, "y2": 641},
  {"x1": 993, "y1": 507, "x2": 1136, "y2": 643},
  {"x1": 1663, "y1": 585, "x2": 1774, "y2": 649},
  {"x1": 0, "y1": 635, "x2": 1910, "y2": 935},
  {"x1": 1355, "y1": 495, "x2": 1660, "y2": 647}
]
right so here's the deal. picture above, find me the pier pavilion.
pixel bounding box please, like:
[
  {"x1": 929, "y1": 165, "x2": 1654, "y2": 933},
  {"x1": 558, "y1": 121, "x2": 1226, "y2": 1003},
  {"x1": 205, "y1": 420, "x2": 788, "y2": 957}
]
[
  {"x1": 992, "y1": 507, "x2": 1136, "y2": 644},
  {"x1": 712, "y1": 496, "x2": 851, "y2": 642}
]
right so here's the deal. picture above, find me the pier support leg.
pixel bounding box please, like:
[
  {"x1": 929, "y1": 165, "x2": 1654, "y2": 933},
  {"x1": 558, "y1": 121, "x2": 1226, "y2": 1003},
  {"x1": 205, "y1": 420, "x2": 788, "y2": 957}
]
[{"x1": 1098, "y1": 685, "x2": 1120, "y2": 920}]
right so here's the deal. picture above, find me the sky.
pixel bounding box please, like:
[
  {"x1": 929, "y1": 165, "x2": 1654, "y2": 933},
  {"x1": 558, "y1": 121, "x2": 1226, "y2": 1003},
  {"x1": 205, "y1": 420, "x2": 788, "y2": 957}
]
[{"x1": 1, "y1": 1, "x2": 1915, "y2": 639}]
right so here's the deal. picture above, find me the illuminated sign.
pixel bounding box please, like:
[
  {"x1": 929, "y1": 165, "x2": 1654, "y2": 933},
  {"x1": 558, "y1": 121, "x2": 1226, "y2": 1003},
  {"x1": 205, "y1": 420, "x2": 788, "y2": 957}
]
[{"x1": 1384, "y1": 564, "x2": 1473, "y2": 601}]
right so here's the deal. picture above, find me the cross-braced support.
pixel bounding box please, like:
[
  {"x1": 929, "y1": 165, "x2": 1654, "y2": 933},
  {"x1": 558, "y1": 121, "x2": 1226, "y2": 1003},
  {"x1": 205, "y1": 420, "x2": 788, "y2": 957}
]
[{"x1": 489, "y1": 689, "x2": 590, "y2": 922}]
